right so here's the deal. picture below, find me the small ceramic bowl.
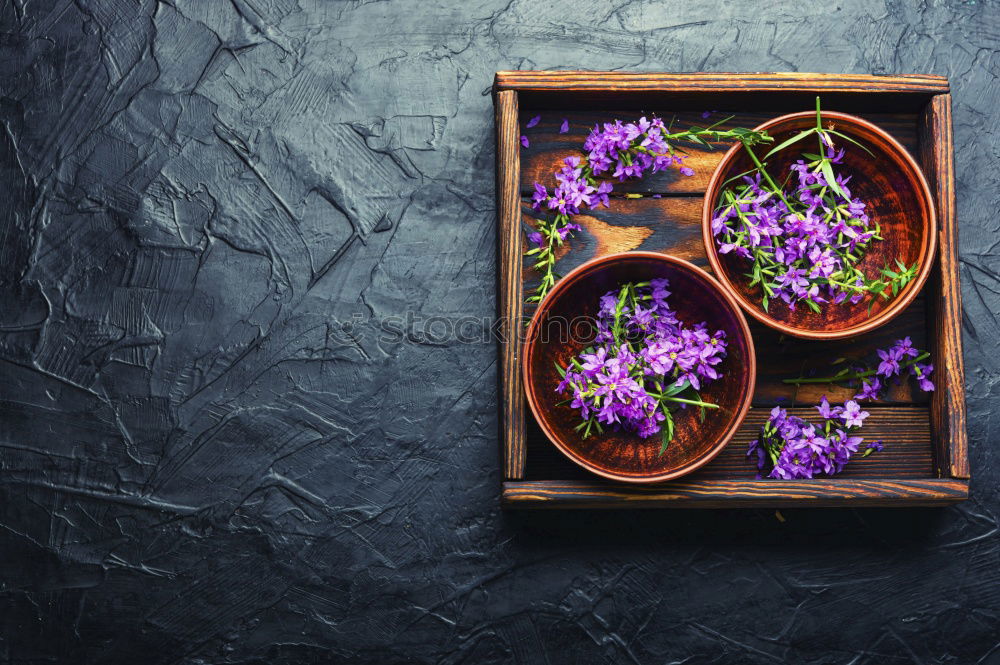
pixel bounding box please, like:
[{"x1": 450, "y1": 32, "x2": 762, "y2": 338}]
[
  {"x1": 702, "y1": 110, "x2": 937, "y2": 340},
  {"x1": 522, "y1": 252, "x2": 756, "y2": 483}
]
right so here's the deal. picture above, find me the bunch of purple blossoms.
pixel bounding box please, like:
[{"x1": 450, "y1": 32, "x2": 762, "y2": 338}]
[
  {"x1": 785, "y1": 336, "x2": 934, "y2": 400},
  {"x1": 748, "y1": 398, "x2": 879, "y2": 479},
  {"x1": 524, "y1": 116, "x2": 771, "y2": 303},
  {"x1": 711, "y1": 98, "x2": 918, "y2": 313},
  {"x1": 555, "y1": 279, "x2": 728, "y2": 453}
]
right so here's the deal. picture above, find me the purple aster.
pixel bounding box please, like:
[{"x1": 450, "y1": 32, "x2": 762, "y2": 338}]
[{"x1": 867, "y1": 440, "x2": 884, "y2": 453}]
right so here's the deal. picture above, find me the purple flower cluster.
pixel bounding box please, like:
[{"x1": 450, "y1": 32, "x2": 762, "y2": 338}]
[
  {"x1": 531, "y1": 156, "x2": 613, "y2": 222},
  {"x1": 749, "y1": 397, "x2": 872, "y2": 479},
  {"x1": 529, "y1": 117, "x2": 694, "y2": 240},
  {"x1": 856, "y1": 336, "x2": 934, "y2": 399},
  {"x1": 582, "y1": 117, "x2": 694, "y2": 181},
  {"x1": 556, "y1": 279, "x2": 727, "y2": 446},
  {"x1": 712, "y1": 142, "x2": 879, "y2": 311}
]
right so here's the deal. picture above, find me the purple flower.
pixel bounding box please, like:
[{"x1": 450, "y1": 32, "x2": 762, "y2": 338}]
[
  {"x1": 560, "y1": 119, "x2": 569, "y2": 134},
  {"x1": 528, "y1": 231, "x2": 543, "y2": 246},
  {"x1": 867, "y1": 440, "x2": 884, "y2": 453},
  {"x1": 854, "y1": 377, "x2": 882, "y2": 401},
  {"x1": 520, "y1": 135, "x2": 529, "y2": 148},
  {"x1": 816, "y1": 395, "x2": 841, "y2": 420},
  {"x1": 556, "y1": 222, "x2": 581, "y2": 240},
  {"x1": 680, "y1": 166, "x2": 695, "y2": 177},
  {"x1": 770, "y1": 438, "x2": 816, "y2": 479},
  {"x1": 893, "y1": 336, "x2": 919, "y2": 359},
  {"x1": 526, "y1": 115, "x2": 540, "y2": 129},
  {"x1": 594, "y1": 181, "x2": 613, "y2": 208},
  {"x1": 839, "y1": 400, "x2": 869, "y2": 428},
  {"x1": 911, "y1": 362, "x2": 934, "y2": 392},
  {"x1": 532, "y1": 183, "x2": 549, "y2": 210},
  {"x1": 876, "y1": 348, "x2": 900, "y2": 377}
]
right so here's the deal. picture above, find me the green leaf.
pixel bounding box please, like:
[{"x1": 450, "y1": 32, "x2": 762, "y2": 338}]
[
  {"x1": 805, "y1": 299, "x2": 821, "y2": 314},
  {"x1": 763, "y1": 128, "x2": 816, "y2": 159},
  {"x1": 820, "y1": 159, "x2": 848, "y2": 199},
  {"x1": 659, "y1": 411, "x2": 675, "y2": 456},
  {"x1": 554, "y1": 361, "x2": 566, "y2": 378},
  {"x1": 826, "y1": 129, "x2": 875, "y2": 156},
  {"x1": 662, "y1": 379, "x2": 691, "y2": 397}
]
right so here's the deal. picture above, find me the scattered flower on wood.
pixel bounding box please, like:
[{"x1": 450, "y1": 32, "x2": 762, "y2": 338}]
[
  {"x1": 753, "y1": 337, "x2": 935, "y2": 479},
  {"x1": 521, "y1": 115, "x2": 771, "y2": 303},
  {"x1": 783, "y1": 336, "x2": 934, "y2": 399},
  {"x1": 749, "y1": 398, "x2": 872, "y2": 479}
]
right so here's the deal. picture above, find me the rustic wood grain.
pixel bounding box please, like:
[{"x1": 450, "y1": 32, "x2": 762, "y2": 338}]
[
  {"x1": 496, "y1": 71, "x2": 950, "y2": 94},
  {"x1": 920, "y1": 94, "x2": 970, "y2": 479},
  {"x1": 502, "y1": 478, "x2": 968, "y2": 508},
  {"x1": 495, "y1": 89, "x2": 526, "y2": 480},
  {"x1": 524, "y1": 407, "x2": 934, "y2": 482},
  {"x1": 519, "y1": 111, "x2": 919, "y2": 195},
  {"x1": 520, "y1": 198, "x2": 930, "y2": 407}
]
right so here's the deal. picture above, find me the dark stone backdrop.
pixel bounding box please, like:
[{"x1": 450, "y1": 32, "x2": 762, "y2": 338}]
[{"x1": 1, "y1": 1, "x2": 998, "y2": 663}]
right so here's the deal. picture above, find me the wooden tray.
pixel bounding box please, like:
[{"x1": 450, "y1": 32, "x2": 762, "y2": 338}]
[{"x1": 493, "y1": 72, "x2": 968, "y2": 508}]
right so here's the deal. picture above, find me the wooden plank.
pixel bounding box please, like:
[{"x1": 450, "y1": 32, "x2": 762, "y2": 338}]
[
  {"x1": 520, "y1": 198, "x2": 929, "y2": 407},
  {"x1": 496, "y1": 71, "x2": 950, "y2": 94},
  {"x1": 920, "y1": 94, "x2": 970, "y2": 479},
  {"x1": 495, "y1": 90, "x2": 526, "y2": 479},
  {"x1": 524, "y1": 406, "x2": 934, "y2": 482},
  {"x1": 520, "y1": 111, "x2": 920, "y2": 195},
  {"x1": 502, "y1": 478, "x2": 968, "y2": 508}
]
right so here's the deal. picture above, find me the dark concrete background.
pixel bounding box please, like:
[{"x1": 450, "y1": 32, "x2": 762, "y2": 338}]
[{"x1": 1, "y1": 1, "x2": 998, "y2": 663}]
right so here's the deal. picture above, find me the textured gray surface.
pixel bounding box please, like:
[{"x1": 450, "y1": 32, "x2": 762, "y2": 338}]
[{"x1": 1, "y1": 1, "x2": 998, "y2": 663}]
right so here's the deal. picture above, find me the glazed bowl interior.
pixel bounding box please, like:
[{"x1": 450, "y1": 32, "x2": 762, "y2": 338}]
[
  {"x1": 522, "y1": 252, "x2": 755, "y2": 483},
  {"x1": 703, "y1": 111, "x2": 936, "y2": 340}
]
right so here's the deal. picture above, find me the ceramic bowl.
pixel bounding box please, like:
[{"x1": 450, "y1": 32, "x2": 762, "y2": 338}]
[
  {"x1": 702, "y1": 110, "x2": 936, "y2": 340},
  {"x1": 522, "y1": 252, "x2": 755, "y2": 483}
]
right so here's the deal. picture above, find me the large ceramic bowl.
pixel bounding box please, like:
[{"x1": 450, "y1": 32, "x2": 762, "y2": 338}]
[
  {"x1": 522, "y1": 252, "x2": 756, "y2": 483},
  {"x1": 702, "y1": 110, "x2": 937, "y2": 340}
]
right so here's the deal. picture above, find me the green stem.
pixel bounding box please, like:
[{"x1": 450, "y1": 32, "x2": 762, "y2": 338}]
[
  {"x1": 742, "y1": 142, "x2": 795, "y2": 211},
  {"x1": 660, "y1": 396, "x2": 720, "y2": 408},
  {"x1": 782, "y1": 352, "x2": 930, "y2": 385}
]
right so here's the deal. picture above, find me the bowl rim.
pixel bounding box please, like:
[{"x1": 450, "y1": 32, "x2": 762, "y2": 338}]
[
  {"x1": 700, "y1": 109, "x2": 938, "y2": 341},
  {"x1": 521, "y1": 251, "x2": 757, "y2": 484}
]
